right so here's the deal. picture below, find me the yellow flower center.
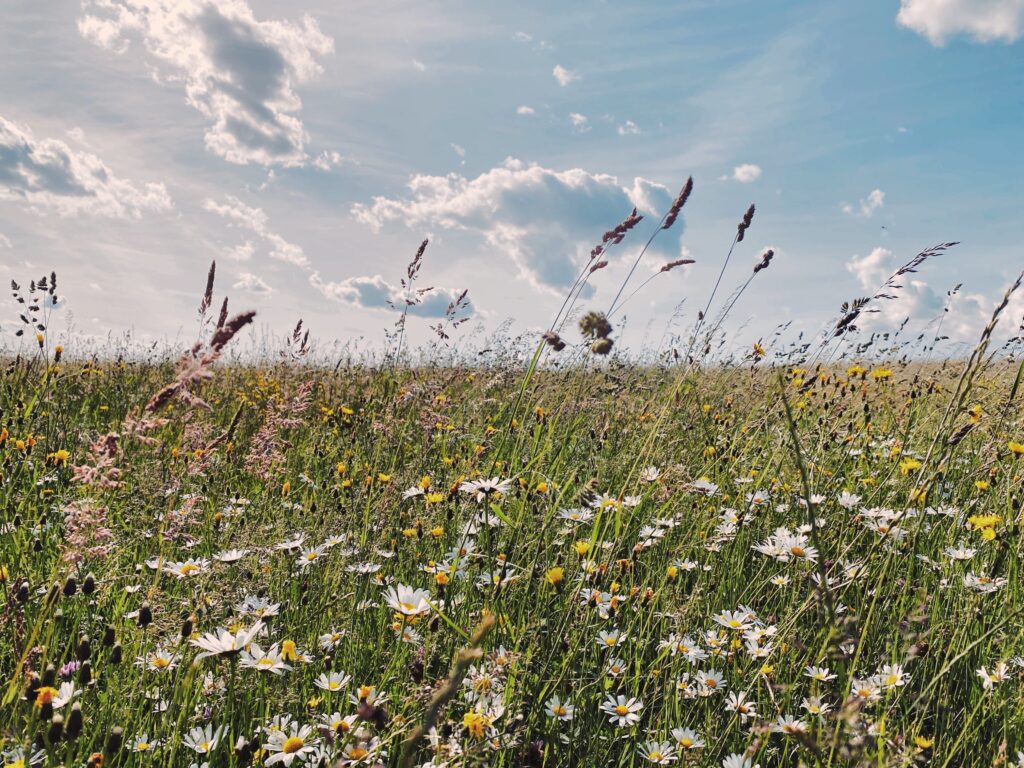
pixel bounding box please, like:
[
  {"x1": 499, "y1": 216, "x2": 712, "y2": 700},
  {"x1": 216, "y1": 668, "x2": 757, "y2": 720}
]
[
  {"x1": 614, "y1": 705, "x2": 629, "y2": 716},
  {"x1": 282, "y1": 736, "x2": 305, "y2": 754}
]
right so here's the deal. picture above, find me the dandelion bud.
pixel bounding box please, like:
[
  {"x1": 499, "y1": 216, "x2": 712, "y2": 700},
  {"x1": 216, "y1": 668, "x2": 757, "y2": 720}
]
[
  {"x1": 62, "y1": 576, "x2": 77, "y2": 597},
  {"x1": 66, "y1": 703, "x2": 83, "y2": 739},
  {"x1": 76, "y1": 635, "x2": 91, "y2": 661},
  {"x1": 103, "y1": 625, "x2": 116, "y2": 647},
  {"x1": 137, "y1": 602, "x2": 152, "y2": 628},
  {"x1": 47, "y1": 714, "x2": 64, "y2": 743},
  {"x1": 104, "y1": 726, "x2": 123, "y2": 757},
  {"x1": 82, "y1": 573, "x2": 96, "y2": 595},
  {"x1": 591, "y1": 338, "x2": 614, "y2": 356}
]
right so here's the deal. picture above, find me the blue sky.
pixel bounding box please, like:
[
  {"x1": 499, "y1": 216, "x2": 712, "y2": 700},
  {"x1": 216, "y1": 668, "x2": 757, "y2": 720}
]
[{"x1": 1, "y1": 0, "x2": 1022, "y2": 357}]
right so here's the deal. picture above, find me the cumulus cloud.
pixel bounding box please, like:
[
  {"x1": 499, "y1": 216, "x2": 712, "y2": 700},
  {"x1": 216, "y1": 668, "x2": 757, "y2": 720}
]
[
  {"x1": 552, "y1": 65, "x2": 579, "y2": 86},
  {"x1": 897, "y1": 0, "x2": 1024, "y2": 44},
  {"x1": 729, "y1": 164, "x2": 762, "y2": 183},
  {"x1": 845, "y1": 246, "x2": 994, "y2": 341},
  {"x1": 203, "y1": 195, "x2": 308, "y2": 266},
  {"x1": 234, "y1": 271, "x2": 273, "y2": 294},
  {"x1": 351, "y1": 157, "x2": 674, "y2": 294},
  {"x1": 842, "y1": 188, "x2": 885, "y2": 218},
  {"x1": 0, "y1": 115, "x2": 171, "y2": 217},
  {"x1": 309, "y1": 273, "x2": 468, "y2": 317},
  {"x1": 78, "y1": 0, "x2": 334, "y2": 167},
  {"x1": 516, "y1": 105, "x2": 536, "y2": 116}
]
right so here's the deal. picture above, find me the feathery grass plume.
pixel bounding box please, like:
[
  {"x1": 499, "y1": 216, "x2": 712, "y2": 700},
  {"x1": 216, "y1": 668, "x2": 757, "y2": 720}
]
[
  {"x1": 145, "y1": 261, "x2": 255, "y2": 412},
  {"x1": 736, "y1": 203, "x2": 755, "y2": 242},
  {"x1": 579, "y1": 311, "x2": 612, "y2": 340},
  {"x1": 833, "y1": 242, "x2": 958, "y2": 337},
  {"x1": 661, "y1": 176, "x2": 693, "y2": 231},
  {"x1": 243, "y1": 381, "x2": 313, "y2": 480},
  {"x1": 431, "y1": 289, "x2": 471, "y2": 342},
  {"x1": 282, "y1": 319, "x2": 311, "y2": 360},
  {"x1": 199, "y1": 261, "x2": 216, "y2": 317},
  {"x1": 542, "y1": 331, "x2": 566, "y2": 351},
  {"x1": 660, "y1": 258, "x2": 695, "y2": 273}
]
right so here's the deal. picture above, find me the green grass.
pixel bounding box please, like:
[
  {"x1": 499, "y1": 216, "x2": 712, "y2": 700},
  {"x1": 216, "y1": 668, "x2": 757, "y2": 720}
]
[{"x1": 3, "y1": 350, "x2": 1024, "y2": 768}]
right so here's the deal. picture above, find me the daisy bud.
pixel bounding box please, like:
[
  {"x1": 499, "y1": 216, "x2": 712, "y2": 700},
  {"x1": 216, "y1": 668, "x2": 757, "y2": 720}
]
[
  {"x1": 82, "y1": 573, "x2": 96, "y2": 595},
  {"x1": 233, "y1": 736, "x2": 252, "y2": 762},
  {"x1": 42, "y1": 664, "x2": 56, "y2": 687},
  {"x1": 79, "y1": 661, "x2": 92, "y2": 686},
  {"x1": 62, "y1": 576, "x2": 77, "y2": 597},
  {"x1": 103, "y1": 625, "x2": 116, "y2": 647},
  {"x1": 110, "y1": 644, "x2": 122, "y2": 665},
  {"x1": 181, "y1": 615, "x2": 195, "y2": 640},
  {"x1": 16, "y1": 581, "x2": 29, "y2": 602},
  {"x1": 25, "y1": 673, "x2": 40, "y2": 703},
  {"x1": 137, "y1": 602, "x2": 152, "y2": 628},
  {"x1": 66, "y1": 703, "x2": 83, "y2": 739},
  {"x1": 47, "y1": 714, "x2": 64, "y2": 743},
  {"x1": 76, "y1": 635, "x2": 91, "y2": 661},
  {"x1": 104, "y1": 726, "x2": 123, "y2": 757}
]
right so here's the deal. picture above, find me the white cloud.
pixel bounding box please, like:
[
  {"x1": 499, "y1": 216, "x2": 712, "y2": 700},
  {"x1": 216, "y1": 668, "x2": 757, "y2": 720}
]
[
  {"x1": 203, "y1": 195, "x2": 308, "y2": 266},
  {"x1": 309, "y1": 273, "x2": 468, "y2": 317},
  {"x1": 0, "y1": 115, "x2": 172, "y2": 217},
  {"x1": 351, "y1": 157, "x2": 674, "y2": 294},
  {"x1": 847, "y1": 246, "x2": 893, "y2": 290},
  {"x1": 617, "y1": 120, "x2": 641, "y2": 136},
  {"x1": 312, "y1": 150, "x2": 344, "y2": 171},
  {"x1": 842, "y1": 188, "x2": 885, "y2": 218},
  {"x1": 450, "y1": 143, "x2": 466, "y2": 158},
  {"x1": 516, "y1": 105, "x2": 536, "y2": 116},
  {"x1": 897, "y1": 0, "x2": 1024, "y2": 44},
  {"x1": 234, "y1": 271, "x2": 273, "y2": 294},
  {"x1": 78, "y1": 0, "x2": 334, "y2": 167},
  {"x1": 552, "y1": 64, "x2": 579, "y2": 86},
  {"x1": 0, "y1": 233, "x2": 11, "y2": 249},
  {"x1": 512, "y1": 31, "x2": 532, "y2": 43},
  {"x1": 730, "y1": 164, "x2": 762, "y2": 183},
  {"x1": 569, "y1": 113, "x2": 590, "y2": 133}
]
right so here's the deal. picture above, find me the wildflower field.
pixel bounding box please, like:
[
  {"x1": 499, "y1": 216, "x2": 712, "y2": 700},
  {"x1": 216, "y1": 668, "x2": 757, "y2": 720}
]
[{"x1": 6, "y1": 311, "x2": 1024, "y2": 768}]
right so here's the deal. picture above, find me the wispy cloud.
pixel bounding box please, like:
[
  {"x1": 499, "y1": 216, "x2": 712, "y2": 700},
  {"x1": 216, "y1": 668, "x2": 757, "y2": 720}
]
[{"x1": 203, "y1": 196, "x2": 308, "y2": 266}]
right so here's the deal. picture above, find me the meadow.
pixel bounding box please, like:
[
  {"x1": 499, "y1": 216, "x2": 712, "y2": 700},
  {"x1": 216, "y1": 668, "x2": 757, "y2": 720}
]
[{"x1": 4, "y1": 207, "x2": 1024, "y2": 768}]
